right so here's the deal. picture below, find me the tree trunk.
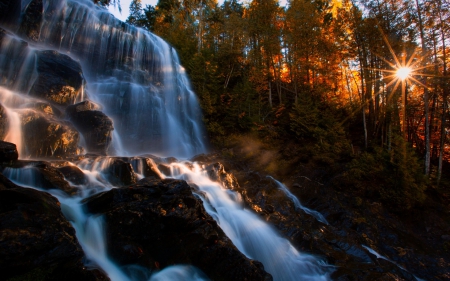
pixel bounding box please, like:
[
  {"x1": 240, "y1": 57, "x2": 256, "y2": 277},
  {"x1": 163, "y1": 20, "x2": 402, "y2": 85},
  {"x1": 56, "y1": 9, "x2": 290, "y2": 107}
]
[
  {"x1": 438, "y1": 0, "x2": 447, "y2": 184},
  {"x1": 415, "y1": 0, "x2": 430, "y2": 175}
]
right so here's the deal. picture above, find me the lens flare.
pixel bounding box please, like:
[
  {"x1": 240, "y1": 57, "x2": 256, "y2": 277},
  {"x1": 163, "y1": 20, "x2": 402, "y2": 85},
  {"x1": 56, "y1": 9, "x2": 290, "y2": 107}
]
[{"x1": 396, "y1": 67, "x2": 412, "y2": 80}]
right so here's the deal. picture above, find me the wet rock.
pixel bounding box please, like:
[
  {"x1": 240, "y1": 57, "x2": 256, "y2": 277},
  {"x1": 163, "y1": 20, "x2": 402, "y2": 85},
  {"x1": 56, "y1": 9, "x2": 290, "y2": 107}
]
[
  {"x1": 206, "y1": 151, "x2": 450, "y2": 281},
  {"x1": 0, "y1": 103, "x2": 8, "y2": 140},
  {"x1": 21, "y1": 110, "x2": 81, "y2": 158},
  {"x1": 25, "y1": 101, "x2": 63, "y2": 117},
  {"x1": 206, "y1": 162, "x2": 240, "y2": 191},
  {"x1": 130, "y1": 157, "x2": 163, "y2": 179},
  {"x1": 0, "y1": 174, "x2": 107, "y2": 281},
  {"x1": 57, "y1": 165, "x2": 89, "y2": 186},
  {"x1": 105, "y1": 158, "x2": 137, "y2": 186},
  {"x1": 30, "y1": 162, "x2": 79, "y2": 195},
  {"x1": 66, "y1": 103, "x2": 114, "y2": 155},
  {"x1": 84, "y1": 177, "x2": 272, "y2": 281},
  {"x1": 1, "y1": 160, "x2": 78, "y2": 195},
  {"x1": 65, "y1": 100, "x2": 102, "y2": 115},
  {"x1": 0, "y1": 141, "x2": 18, "y2": 162},
  {"x1": 29, "y1": 50, "x2": 83, "y2": 105},
  {"x1": 18, "y1": 0, "x2": 43, "y2": 42},
  {"x1": 157, "y1": 163, "x2": 171, "y2": 176}
]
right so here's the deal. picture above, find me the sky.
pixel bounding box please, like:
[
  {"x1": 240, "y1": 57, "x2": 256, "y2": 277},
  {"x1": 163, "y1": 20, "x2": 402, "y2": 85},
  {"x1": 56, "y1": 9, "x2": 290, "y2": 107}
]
[
  {"x1": 109, "y1": 0, "x2": 287, "y2": 22},
  {"x1": 109, "y1": 0, "x2": 157, "y2": 21}
]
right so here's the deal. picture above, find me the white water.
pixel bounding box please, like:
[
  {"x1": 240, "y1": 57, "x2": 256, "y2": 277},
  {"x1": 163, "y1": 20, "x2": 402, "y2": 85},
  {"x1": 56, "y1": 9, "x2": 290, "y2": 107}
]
[
  {"x1": 165, "y1": 163, "x2": 332, "y2": 281},
  {"x1": 3, "y1": 164, "x2": 210, "y2": 281},
  {"x1": 37, "y1": 0, "x2": 207, "y2": 157},
  {"x1": 1, "y1": 0, "x2": 207, "y2": 158},
  {"x1": 0, "y1": 87, "x2": 32, "y2": 157},
  {"x1": 268, "y1": 176, "x2": 329, "y2": 225},
  {"x1": 1, "y1": 0, "x2": 332, "y2": 280}
]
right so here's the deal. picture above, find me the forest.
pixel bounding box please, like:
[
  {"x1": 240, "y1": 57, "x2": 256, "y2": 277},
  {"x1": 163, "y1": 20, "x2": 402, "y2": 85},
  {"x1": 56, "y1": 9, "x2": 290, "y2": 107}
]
[
  {"x1": 0, "y1": 0, "x2": 449, "y2": 279},
  {"x1": 117, "y1": 0, "x2": 450, "y2": 211}
]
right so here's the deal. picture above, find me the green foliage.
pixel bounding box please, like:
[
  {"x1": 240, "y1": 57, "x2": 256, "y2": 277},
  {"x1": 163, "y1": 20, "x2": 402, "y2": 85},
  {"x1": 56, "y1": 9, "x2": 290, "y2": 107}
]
[
  {"x1": 289, "y1": 93, "x2": 350, "y2": 157},
  {"x1": 344, "y1": 135, "x2": 427, "y2": 211}
]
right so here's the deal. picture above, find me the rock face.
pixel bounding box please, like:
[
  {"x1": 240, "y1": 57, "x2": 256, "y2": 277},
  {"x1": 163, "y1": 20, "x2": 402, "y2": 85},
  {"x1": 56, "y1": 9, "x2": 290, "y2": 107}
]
[
  {"x1": 66, "y1": 102, "x2": 114, "y2": 155},
  {"x1": 18, "y1": 0, "x2": 43, "y2": 42},
  {"x1": 57, "y1": 165, "x2": 89, "y2": 186},
  {"x1": 0, "y1": 174, "x2": 107, "y2": 281},
  {"x1": 29, "y1": 50, "x2": 84, "y2": 105},
  {"x1": 104, "y1": 158, "x2": 137, "y2": 186},
  {"x1": 21, "y1": 110, "x2": 81, "y2": 158},
  {"x1": 84, "y1": 177, "x2": 272, "y2": 281},
  {"x1": 1, "y1": 160, "x2": 78, "y2": 195},
  {"x1": 0, "y1": 141, "x2": 18, "y2": 162},
  {"x1": 204, "y1": 153, "x2": 450, "y2": 281},
  {"x1": 0, "y1": 103, "x2": 8, "y2": 140}
]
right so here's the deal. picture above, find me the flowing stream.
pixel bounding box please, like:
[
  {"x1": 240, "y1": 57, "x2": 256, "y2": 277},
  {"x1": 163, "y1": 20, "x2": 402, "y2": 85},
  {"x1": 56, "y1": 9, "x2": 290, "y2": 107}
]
[
  {"x1": 267, "y1": 176, "x2": 329, "y2": 225},
  {"x1": 0, "y1": 0, "x2": 331, "y2": 280}
]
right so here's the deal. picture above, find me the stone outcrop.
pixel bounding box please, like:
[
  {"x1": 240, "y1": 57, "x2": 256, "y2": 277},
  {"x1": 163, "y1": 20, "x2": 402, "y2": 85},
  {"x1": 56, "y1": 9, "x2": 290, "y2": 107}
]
[
  {"x1": 18, "y1": 0, "x2": 43, "y2": 42},
  {"x1": 21, "y1": 110, "x2": 81, "y2": 158},
  {"x1": 57, "y1": 165, "x2": 89, "y2": 186},
  {"x1": 104, "y1": 158, "x2": 137, "y2": 186},
  {"x1": 66, "y1": 102, "x2": 114, "y2": 155},
  {"x1": 0, "y1": 174, "x2": 107, "y2": 281},
  {"x1": 29, "y1": 50, "x2": 84, "y2": 106},
  {"x1": 0, "y1": 141, "x2": 18, "y2": 162},
  {"x1": 203, "y1": 152, "x2": 450, "y2": 281},
  {"x1": 0, "y1": 103, "x2": 8, "y2": 140},
  {"x1": 1, "y1": 160, "x2": 78, "y2": 195},
  {"x1": 84, "y1": 177, "x2": 272, "y2": 281}
]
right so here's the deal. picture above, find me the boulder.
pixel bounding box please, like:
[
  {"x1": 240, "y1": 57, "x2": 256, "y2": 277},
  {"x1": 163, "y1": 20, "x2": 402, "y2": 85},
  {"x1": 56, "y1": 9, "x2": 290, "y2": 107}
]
[
  {"x1": 66, "y1": 103, "x2": 114, "y2": 155},
  {"x1": 65, "y1": 100, "x2": 102, "y2": 115},
  {"x1": 84, "y1": 177, "x2": 272, "y2": 281},
  {"x1": 57, "y1": 165, "x2": 89, "y2": 186},
  {"x1": 130, "y1": 157, "x2": 163, "y2": 179},
  {"x1": 29, "y1": 50, "x2": 83, "y2": 105},
  {"x1": 21, "y1": 110, "x2": 81, "y2": 158},
  {"x1": 18, "y1": 0, "x2": 43, "y2": 42},
  {"x1": 0, "y1": 174, "x2": 107, "y2": 281},
  {"x1": 0, "y1": 141, "x2": 18, "y2": 162},
  {"x1": 1, "y1": 161, "x2": 78, "y2": 195},
  {"x1": 104, "y1": 158, "x2": 137, "y2": 186},
  {"x1": 25, "y1": 101, "x2": 62, "y2": 117}
]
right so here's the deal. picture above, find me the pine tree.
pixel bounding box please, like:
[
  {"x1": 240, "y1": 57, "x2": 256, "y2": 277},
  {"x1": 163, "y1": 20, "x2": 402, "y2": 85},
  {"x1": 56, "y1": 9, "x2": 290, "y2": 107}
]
[{"x1": 126, "y1": 0, "x2": 143, "y2": 26}]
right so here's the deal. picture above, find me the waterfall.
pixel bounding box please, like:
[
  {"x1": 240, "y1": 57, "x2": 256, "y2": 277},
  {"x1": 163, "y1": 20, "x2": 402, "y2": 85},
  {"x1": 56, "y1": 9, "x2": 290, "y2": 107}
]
[
  {"x1": 1, "y1": 0, "x2": 332, "y2": 280},
  {"x1": 37, "y1": 0, "x2": 207, "y2": 157},
  {"x1": 2, "y1": 0, "x2": 207, "y2": 158},
  {"x1": 267, "y1": 176, "x2": 329, "y2": 225},
  {"x1": 165, "y1": 163, "x2": 332, "y2": 281},
  {"x1": 3, "y1": 165, "x2": 210, "y2": 281}
]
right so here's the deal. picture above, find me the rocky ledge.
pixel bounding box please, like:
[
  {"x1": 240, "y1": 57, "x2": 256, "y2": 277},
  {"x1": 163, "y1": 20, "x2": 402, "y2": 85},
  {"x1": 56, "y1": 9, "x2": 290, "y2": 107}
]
[
  {"x1": 196, "y1": 151, "x2": 450, "y2": 281},
  {"x1": 0, "y1": 173, "x2": 107, "y2": 281},
  {"x1": 84, "y1": 177, "x2": 272, "y2": 281}
]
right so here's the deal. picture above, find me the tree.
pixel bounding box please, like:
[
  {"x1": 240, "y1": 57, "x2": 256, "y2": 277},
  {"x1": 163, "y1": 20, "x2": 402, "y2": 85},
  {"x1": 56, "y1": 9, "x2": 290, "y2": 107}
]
[{"x1": 126, "y1": 0, "x2": 144, "y2": 26}]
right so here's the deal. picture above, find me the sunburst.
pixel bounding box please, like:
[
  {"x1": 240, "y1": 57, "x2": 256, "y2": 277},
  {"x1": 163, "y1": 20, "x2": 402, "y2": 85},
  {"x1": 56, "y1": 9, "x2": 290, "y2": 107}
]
[{"x1": 365, "y1": 28, "x2": 438, "y2": 138}]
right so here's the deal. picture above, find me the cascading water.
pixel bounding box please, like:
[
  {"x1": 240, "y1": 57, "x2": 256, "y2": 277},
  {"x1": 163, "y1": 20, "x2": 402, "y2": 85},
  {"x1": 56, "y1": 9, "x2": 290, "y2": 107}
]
[
  {"x1": 2, "y1": 0, "x2": 207, "y2": 158},
  {"x1": 3, "y1": 164, "x2": 209, "y2": 281},
  {"x1": 165, "y1": 163, "x2": 332, "y2": 281},
  {"x1": 39, "y1": 0, "x2": 207, "y2": 157},
  {"x1": 1, "y1": 0, "x2": 332, "y2": 280},
  {"x1": 268, "y1": 176, "x2": 329, "y2": 225}
]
